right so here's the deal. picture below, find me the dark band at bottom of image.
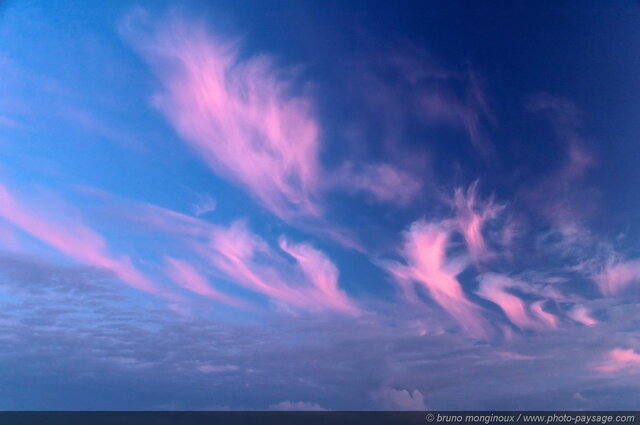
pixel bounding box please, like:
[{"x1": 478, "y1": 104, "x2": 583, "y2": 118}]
[{"x1": 1, "y1": 411, "x2": 638, "y2": 425}]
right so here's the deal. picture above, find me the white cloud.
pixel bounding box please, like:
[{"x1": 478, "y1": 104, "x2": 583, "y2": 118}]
[{"x1": 372, "y1": 387, "x2": 427, "y2": 411}]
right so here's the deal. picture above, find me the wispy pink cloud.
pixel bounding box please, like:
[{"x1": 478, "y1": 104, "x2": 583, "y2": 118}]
[
  {"x1": 204, "y1": 221, "x2": 289, "y2": 300},
  {"x1": 333, "y1": 161, "x2": 421, "y2": 205},
  {"x1": 594, "y1": 348, "x2": 640, "y2": 374},
  {"x1": 595, "y1": 259, "x2": 640, "y2": 296},
  {"x1": 476, "y1": 273, "x2": 545, "y2": 330},
  {"x1": 567, "y1": 305, "x2": 598, "y2": 327},
  {"x1": 530, "y1": 300, "x2": 559, "y2": 329},
  {"x1": 524, "y1": 94, "x2": 596, "y2": 240},
  {"x1": 452, "y1": 181, "x2": 502, "y2": 265},
  {"x1": 418, "y1": 70, "x2": 494, "y2": 157},
  {"x1": 164, "y1": 256, "x2": 247, "y2": 308},
  {"x1": 123, "y1": 12, "x2": 322, "y2": 220},
  {"x1": 111, "y1": 195, "x2": 214, "y2": 238},
  {"x1": 526, "y1": 94, "x2": 593, "y2": 181},
  {"x1": 201, "y1": 221, "x2": 359, "y2": 314},
  {"x1": 363, "y1": 48, "x2": 495, "y2": 158},
  {"x1": 279, "y1": 238, "x2": 358, "y2": 314},
  {"x1": 383, "y1": 220, "x2": 491, "y2": 338},
  {"x1": 495, "y1": 351, "x2": 546, "y2": 361},
  {"x1": 0, "y1": 183, "x2": 163, "y2": 294},
  {"x1": 76, "y1": 189, "x2": 361, "y2": 315}
]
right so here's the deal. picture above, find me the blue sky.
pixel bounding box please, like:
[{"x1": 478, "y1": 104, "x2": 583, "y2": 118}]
[{"x1": 1, "y1": 0, "x2": 640, "y2": 410}]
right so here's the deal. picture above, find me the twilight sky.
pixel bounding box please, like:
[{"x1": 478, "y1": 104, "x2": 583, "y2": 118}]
[{"x1": 1, "y1": 0, "x2": 640, "y2": 410}]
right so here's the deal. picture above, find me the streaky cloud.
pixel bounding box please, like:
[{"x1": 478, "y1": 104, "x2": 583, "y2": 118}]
[
  {"x1": 567, "y1": 305, "x2": 598, "y2": 327},
  {"x1": 530, "y1": 300, "x2": 559, "y2": 329},
  {"x1": 452, "y1": 181, "x2": 502, "y2": 266},
  {"x1": 203, "y1": 221, "x2": 360, "y2": 315},
  {"x1": 359, "y1": 47, "x2": 496, "y2": 159},
  {"x1": 0, "y1": 183, "x2": 165, "y2": 295},
  {"x1": 595, "y1": 258, "x2": 640, "y2": 296},
  {"x1": 383, "y1": 219, "x2": 492, "y2": 339},
  {"x1": 279, "y1": 238, "x2": 358, "y2": 314},
  {"x1": 524, "y1": 94, "x2": 595, "y2": 241},
  {"x1": 476, "y1": 273, "x2": 547, "y2": 331},
  {"x1": 332, "y1": 161, "x2": 421, "y2": 205},
  {"x1": 165, "y1": 256, "x2": 249, "y2": 309},
  {"x1": 595, "y1": 348, "x2": 640, "y2": 374},
  {"x1": 74, "y1": 187, "x2": 361, "y2": 315},
  {"x1": 123, "y1": 11, "x2": 322, "y2": 221}
]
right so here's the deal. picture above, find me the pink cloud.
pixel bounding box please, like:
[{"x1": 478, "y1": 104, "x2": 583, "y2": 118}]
[
  {"x1": 567, "y1": 305, "x2": 598, "y2": 326},
  {"x1": 370, "y1": 49, "x2": 495, "y2": 158},
  {"x1": 200, "y1": 221, "x2": 359, "y2": 315},
  {"x1": 124, "y1": 12, "x2": 322, "y2": 220},
  {"x1": 418, "y1": 70, "x2": 494, "y2": 157},
  {"x1": 595, "y1": 259, "x2": 640, "y2": 296},
  {"x1": 495, "y1": 351, "x2": 545, "y2": 361},
  {"x1": 476, "y1": 274, "x2": 544, "y2": 330},
  {"x1": 77, "y1": 185, "x2": 218, "y2": 239},
  {"x1": 164, "y1": 256, "x2": 247, "y2": 308},
  {"x1": 204, "y1": 221, "x2": 285, "y2": 299},
  {"x1": 595, "y1": 348, "x2": 640, "y2": 374},
  {"x1": 530, "y1": 300, "x2": 559, "y2": 328},
  {"x1": 115, "y1": 197, "x2": 213, "y2": 238},
  {"x1": 524, "y1": 94, "x2": 596, "y2": 241},
  {"x1": 74, "y1": 189, "x2": 361, "y2": 315},
  {"x1": 0, "y1": 183, "x2": 163, "y2": 295},
  {"x1": 333, "y1": 161, "x2": 421, "y2": 205},
  {"x1": 279, "y1": 238, "x2": 358, "y2": 314},
  {"x1": 384, "y1": 220, "x2": 492, "y2": 338},
  {"x1": 452, "y1": 181, "x2": 502, "y2": 265}
]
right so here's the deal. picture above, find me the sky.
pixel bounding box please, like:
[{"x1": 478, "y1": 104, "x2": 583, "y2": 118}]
[{"x1": 0, "y1": 0, "x2": 640, "y2": 411}]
